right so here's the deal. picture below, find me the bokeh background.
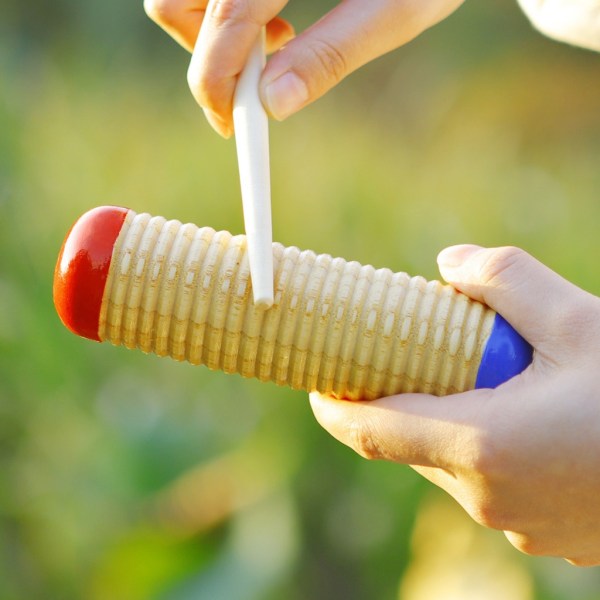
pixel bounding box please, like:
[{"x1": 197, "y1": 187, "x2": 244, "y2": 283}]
[{"x1": 2, "y1": 1, "x2": 600, "y2": 598}]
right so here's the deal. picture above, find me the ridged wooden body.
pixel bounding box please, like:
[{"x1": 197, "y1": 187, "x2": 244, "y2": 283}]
[{"x1": 99, "y1": 210, "x2": 496, "y2": 400}]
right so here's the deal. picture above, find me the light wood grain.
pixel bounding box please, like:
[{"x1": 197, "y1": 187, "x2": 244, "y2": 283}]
[{"x1": 98, "y1": 210, "x2": 495, "y2": 399}]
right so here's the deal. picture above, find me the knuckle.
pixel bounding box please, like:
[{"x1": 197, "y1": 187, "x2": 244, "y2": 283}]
[
  {"x1": 186, "y1": 67, "x2": 222, "y2": 110},
  {"x1": 207, "y1": 0, "x2": 253, "y2": 27},
  {"x1": 512, "y1": 536, "x2": 537, "y2": 555},
  {"x1": 464, "y1": 496, "x2": 505, "y2": 530},
  {"x1": 144, "y1": 0, "x2": 180, "y2": 26},
  {"x1": 305, "y1": 38, "x2": 349, "y2": 85},
  {"x1": 505, "y1": 531, "x2": 545, "y2": 556},
  {"x1": 464, "y1": 425, "x2": 508, "y2": 486},
  {"x1": 477, "y1": 246, "x2": 528, "y2": 288},
  {"x1": 186, "y1": 64, "x2": 205, "y2": 99},
  {"x1": 349, "y1": 416, "x2": 381, "y2": 461},
  {"x1": 566, "y1": 556, "x2": 600, "y2": 568},
  {"x1": 458, "y1": 436, "x2": 516, "y2": 531},
  {"x1": 468, "y1": 505, "x2": 496, "y2": 529}
]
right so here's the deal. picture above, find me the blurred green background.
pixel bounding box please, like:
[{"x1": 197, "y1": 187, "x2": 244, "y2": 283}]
[{"x1": 2, "y1": 1, "x2": 600, "y2": 598}]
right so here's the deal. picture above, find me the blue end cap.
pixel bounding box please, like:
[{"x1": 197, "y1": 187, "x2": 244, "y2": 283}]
[{"x1": 475, "y1": 313, "x2": 533, "y2": 389}]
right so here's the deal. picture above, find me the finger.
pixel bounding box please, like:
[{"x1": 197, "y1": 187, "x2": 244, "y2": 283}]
[
  {"x1": 309, "y1": 388, "x2": 493, "y2": 469},
  {"x1": 146, "y1": 0, "x2": 293, "y2": 56},
  {"x1": 144, "y1": 0, "x2": 206, "y2": 52},
  {"x1": 187, "y1": 0, "x2": 290, "y2": 137},
  {"x1": 260, "y1": 0, "x2": 465, "y2": 120},
  {"x1": 436, "y1": 245, "x2": 600, "y2": 352}
]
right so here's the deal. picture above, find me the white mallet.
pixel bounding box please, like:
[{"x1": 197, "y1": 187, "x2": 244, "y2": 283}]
[{"x1": 233, "y1": 28, "x2": 274, "y2": 309}]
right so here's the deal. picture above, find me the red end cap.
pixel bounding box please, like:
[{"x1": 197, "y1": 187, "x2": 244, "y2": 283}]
[{"x1": 53, "y1": 206, "x2": 129, "y2": 341}]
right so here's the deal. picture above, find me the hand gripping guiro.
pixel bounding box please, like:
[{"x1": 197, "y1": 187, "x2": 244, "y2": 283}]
[{"x1": 53, "y1": 206, "x2": 533, "y2": 400}]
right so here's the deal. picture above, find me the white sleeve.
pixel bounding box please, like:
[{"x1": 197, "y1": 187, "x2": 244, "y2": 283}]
[{"x1": 517, "y1": 0, "x2": 600, "y2": 52}]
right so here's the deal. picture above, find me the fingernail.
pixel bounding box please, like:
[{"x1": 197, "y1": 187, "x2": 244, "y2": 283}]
[
  {"x1": 437, "y1": 245, "x2": 482, "y2": 269},
  {"x1": 262, "y1": 71, "x2": 308, "y2": 121}
]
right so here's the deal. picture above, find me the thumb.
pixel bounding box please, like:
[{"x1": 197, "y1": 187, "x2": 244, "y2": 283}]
[
  {"x1": 260, "y1": 0, "x2": 464, "y2": 120},
  {"x1": 437, "y1": 245, "x2": 597, "y2": 352}
]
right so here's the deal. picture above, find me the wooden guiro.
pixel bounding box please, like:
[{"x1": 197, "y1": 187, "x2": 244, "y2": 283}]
[{"x1": 53, "y1": 206, "x2": 532, "y2": 400}]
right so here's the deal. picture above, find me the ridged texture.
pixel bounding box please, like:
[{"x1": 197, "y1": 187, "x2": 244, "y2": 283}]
[{"x1": 98, "y1": 210, "x2": 496, "y2": 400}]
